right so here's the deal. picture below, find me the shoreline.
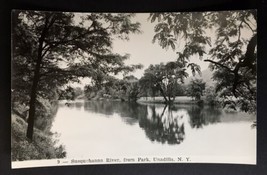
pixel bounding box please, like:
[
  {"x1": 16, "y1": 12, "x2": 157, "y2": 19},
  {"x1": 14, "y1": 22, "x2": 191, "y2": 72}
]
[
  {"x1": 60, "y1": 96, "x2": 199, "y2": 105},
  {"x1": 137, "y1": 96, "x2": 197, "y2": 105}
]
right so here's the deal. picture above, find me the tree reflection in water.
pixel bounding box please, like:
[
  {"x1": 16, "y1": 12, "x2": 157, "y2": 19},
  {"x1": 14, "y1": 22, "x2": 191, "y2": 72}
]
[
  {"x1": 84, "y1": 101, "x2": 115, "y2": 115},
  {"x1": 187, "y1": 105, "x2": 222, "y2": 128},
  {"x1": 84, "y1": 101, "x2": 146, "y2": 125},
  {"x1": 139, "y1": 105, "x2": 190, "y2": 144},
  {"x1": 80, "y1": 101, "x2": 222, "y2": 145}
]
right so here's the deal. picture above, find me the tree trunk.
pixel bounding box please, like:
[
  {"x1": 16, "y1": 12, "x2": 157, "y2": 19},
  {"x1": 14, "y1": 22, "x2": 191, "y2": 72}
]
[
  {"x1": 26, "y1": 63, "x2": 41, "y2": 140},
  {"x1": 172, "y1": 95, "x2": 176, "y2": 102},
  {"x1": 26, "y1": 43, "x2": 43, "y2": 140},
  {"x1": 157, "y1": 83, "x2": 168, "y2": 103},
  {"x1": 168, "y1": 95, "x2": 172, "y2": 103},
  {"x1": 26, "y1": 18, "x2": 49, "y2": 140}
]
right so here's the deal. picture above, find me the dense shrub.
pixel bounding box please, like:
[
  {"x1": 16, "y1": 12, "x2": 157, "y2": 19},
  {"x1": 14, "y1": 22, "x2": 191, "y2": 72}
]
[{"x1": 11, "y1": 114, "x2": 66, "y2": 161}]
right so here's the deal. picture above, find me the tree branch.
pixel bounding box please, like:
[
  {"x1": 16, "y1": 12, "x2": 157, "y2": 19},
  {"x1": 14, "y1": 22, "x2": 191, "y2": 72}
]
[
  {"x1": 237, "y1": 21, "x2": 243, "y2": 41},
  {"x1": 204, "y1": 59, "x2": 233, "y2": 72},
  {"x1": 243, "y1": 20, "x2": 255, "y2": 33}
]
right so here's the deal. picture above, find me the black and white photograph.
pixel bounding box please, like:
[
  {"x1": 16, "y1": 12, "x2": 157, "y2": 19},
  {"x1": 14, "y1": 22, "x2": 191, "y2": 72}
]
[{"x1": 11, "y1": 10, "x2": 257, "y2": 169}]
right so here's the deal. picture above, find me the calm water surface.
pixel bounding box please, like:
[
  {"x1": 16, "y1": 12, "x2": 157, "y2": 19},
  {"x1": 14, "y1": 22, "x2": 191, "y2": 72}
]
[{"x1": 51, "y1": 100, "x2": 256, "y2": 163}]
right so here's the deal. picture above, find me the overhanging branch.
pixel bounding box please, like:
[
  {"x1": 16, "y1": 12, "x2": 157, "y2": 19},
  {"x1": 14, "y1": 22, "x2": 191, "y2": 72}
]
[{"x1": 204, "y1": 59, "x2": 233, "y2": 72}]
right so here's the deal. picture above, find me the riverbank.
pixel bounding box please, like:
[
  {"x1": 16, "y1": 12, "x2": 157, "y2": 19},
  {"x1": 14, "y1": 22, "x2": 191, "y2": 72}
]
[
  {"x1": 137, "y1": 96, "x2": 196, "y2": 104},
  {"x1": 11, "y1": 114, "x2": 66, "y2": 161}
]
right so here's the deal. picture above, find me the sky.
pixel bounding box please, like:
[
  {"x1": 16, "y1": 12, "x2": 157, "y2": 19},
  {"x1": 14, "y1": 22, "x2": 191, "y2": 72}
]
[
  {"x1": 111, "y1": 13, "x2": 209, "y2": 79},
  {"x1": 75, "y1": 13, "x2": 210, "y2": 87},
  {"x1": 73, "y1": 12, "x2": 255, "y2": 88}
]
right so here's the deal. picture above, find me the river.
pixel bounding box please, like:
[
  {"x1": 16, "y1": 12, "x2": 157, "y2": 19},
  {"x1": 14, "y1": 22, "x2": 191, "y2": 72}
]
[{"x1": 51, "y1": 100, "x2": 256, "y2": 164}]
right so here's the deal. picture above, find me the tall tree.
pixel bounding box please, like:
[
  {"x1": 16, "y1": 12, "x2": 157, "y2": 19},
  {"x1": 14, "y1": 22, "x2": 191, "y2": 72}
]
[
  {"x1": 140, "y1": 61, "x2": 188, "y2": 104},
  {"x1": 12, "y1": 11, "x2": 141, "y2": 140},
  {"x1": 149, "y1": 10, "x2": 257, "y2": 113}
]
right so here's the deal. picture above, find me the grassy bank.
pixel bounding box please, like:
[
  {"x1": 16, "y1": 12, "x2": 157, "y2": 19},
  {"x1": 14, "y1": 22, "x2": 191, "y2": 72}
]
[
  {"x1": 137, "y1": 96, "x2": 196, "y2": 104},
  {"x1": 11, "y1": 114, "x2": 66, "y2": 161}
]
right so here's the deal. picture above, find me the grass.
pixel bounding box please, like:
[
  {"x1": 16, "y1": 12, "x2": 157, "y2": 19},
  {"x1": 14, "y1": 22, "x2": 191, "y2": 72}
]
[{"x1": 11, "y1": 114, "x2": 66, "y2": 161}]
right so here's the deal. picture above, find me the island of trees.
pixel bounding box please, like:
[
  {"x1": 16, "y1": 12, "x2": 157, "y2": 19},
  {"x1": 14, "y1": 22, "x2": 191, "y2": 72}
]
[{"x1": 11, "y1": 10, "x2": 256, "y2": 161}]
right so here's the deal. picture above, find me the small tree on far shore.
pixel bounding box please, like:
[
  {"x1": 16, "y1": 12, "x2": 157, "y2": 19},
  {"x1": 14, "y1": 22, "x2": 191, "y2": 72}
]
[{"x1": 187, "y1": 79, "x2": 206, "y2": 101}]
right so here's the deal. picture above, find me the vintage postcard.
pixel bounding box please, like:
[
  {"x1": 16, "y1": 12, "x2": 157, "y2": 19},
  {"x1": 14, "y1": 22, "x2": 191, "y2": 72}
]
[{"x1": 11, "y1": 10, "x2": 257, "y2": 168}]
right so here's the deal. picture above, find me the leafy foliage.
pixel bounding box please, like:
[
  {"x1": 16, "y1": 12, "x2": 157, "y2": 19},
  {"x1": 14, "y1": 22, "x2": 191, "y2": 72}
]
[
  {"x1": 140, "y1": 61, "x2": 188, "y2": 103},
  {"x1": 12, "y1": 11, "x2": 142, "y2": 140},
  {"x1": 84, "y1": 75, "x2": 142, "y2": 102},
  {"x1": 149, "y1": 11, "x2": 257, "y2": 113},
  {"x1": 58, "y1": 87, "x2": 83, "y2": 100},
  {"x1": 204, "y1": 86, "x2": 219, "y2": 106},
  {"x1": 187, "y1": 79, "x2": 206, "y2": 101}
]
